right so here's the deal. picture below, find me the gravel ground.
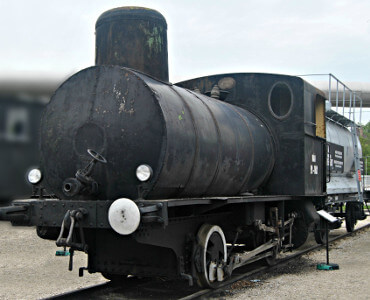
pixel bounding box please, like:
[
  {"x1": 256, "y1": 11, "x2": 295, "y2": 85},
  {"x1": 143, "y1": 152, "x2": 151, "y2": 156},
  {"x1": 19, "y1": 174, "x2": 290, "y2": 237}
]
[
  {"x1": 226, "y1": 219, "x2": 370, "y2": 300},
  {"x1": 0, "y1": 223, "x2": 107, "y2": 299},
  {"x1": 0, "y1": 219, "x2": 369, "y2": 299}
]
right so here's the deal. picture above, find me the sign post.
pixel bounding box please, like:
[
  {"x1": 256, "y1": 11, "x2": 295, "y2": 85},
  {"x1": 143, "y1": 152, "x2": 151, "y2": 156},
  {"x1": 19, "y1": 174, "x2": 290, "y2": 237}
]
[{"x1": 316, "y1": 210, "x2": 340, "y2": 270}]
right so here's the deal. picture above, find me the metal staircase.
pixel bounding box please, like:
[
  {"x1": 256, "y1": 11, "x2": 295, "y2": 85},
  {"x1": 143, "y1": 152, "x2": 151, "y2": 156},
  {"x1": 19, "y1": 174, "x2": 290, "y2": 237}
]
[{"x1": 328, "y1": 74, "x2": 363, "y2": 203}]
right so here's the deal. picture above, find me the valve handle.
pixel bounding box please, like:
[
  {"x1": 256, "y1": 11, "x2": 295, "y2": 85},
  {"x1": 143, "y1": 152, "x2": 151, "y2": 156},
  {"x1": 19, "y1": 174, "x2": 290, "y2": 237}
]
[{"x1": 87, "y1": 149, "x2": 107, "y2": 164}]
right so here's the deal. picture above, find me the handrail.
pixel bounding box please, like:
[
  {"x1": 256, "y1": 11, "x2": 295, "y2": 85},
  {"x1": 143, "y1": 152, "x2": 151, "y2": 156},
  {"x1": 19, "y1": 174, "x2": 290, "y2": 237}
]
[
  {"x1": 298, "y1": 73, "x2": 363, "y2": 125},
  {"x1": 298, "y1": 73, "x2": 364, "y2": 203}
]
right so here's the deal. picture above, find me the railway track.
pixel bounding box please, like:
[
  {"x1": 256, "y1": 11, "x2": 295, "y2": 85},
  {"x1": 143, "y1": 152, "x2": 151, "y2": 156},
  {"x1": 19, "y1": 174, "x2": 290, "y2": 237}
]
[{"x1": 44, "y1": 222, "x2": 370, "y2": 300}]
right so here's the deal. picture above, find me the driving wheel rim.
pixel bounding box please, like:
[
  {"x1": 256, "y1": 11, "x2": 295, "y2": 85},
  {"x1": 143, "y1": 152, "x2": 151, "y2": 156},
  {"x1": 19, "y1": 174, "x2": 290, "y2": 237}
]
[{"x1": 196, "y1": 224, "x2": 227, "y2": 288}]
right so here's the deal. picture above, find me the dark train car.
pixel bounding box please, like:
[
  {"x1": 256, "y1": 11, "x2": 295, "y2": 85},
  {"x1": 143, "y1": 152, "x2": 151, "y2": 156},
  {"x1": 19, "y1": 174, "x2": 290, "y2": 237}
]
[
  {"x1": 0, "y1": 94, "x2": 44, "y2": 203},
  {"x1": 0, "y1": 6, "x2": 366, "y2": 288},
  {"x1": 0, "y1": 80, "x2": 58, "y2": 204}
]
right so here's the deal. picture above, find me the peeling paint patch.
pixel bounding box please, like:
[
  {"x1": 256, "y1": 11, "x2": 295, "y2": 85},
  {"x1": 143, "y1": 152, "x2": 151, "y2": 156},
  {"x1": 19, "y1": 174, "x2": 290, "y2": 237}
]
[
  {"x1": 113, "y1": 83, "x2": 135, "y2": 115},
  {"x1": 178, "y1": 110, "x2": 185, "y2": 120},
  {"x1": 139, "y1": 24, "x2": 164, "y2": 56},
  {"x1": 119, "y1": 103, "x2": 125, "y2": 113}
]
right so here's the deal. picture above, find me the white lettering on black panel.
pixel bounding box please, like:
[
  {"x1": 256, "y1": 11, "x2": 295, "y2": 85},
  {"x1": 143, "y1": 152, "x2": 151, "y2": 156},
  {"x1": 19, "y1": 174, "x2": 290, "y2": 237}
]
[
  {"x1": 310, "y1": 164, "x2": 319, "y2": 175},
  {"x1": 327, "y1": 142, "x2": 344, "y2": 173}
]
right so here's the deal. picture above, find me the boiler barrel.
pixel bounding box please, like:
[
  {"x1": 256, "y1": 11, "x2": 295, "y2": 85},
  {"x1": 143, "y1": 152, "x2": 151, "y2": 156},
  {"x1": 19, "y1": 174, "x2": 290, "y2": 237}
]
[{"x1": 40, "y1": 66, "x2": 275, "y2": 200}]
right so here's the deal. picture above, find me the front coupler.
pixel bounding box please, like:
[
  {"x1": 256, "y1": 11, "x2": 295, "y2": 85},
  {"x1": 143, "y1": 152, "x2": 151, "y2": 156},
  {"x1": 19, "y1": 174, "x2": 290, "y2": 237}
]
[
  {"x1": 0, "y1": 204, "x2": 30, "y2": 225},
  {"x1": 0, "y1": 198, "x2": 168, "y2": 230},
  {"x1": 0, "y1": 199, "x2": 113, "y2": 229}
]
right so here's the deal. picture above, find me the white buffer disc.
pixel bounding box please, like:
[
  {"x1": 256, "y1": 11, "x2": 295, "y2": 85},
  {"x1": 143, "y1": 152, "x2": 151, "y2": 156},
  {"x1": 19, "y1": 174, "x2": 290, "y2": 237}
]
[{"x1": 108, "y1": 198, "x2": 141, "y2": 235}]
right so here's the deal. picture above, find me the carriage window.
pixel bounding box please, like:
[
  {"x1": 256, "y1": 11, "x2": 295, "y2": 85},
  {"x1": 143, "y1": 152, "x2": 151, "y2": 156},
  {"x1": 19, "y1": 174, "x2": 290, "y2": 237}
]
[
  {"x1": 6, "y1": 108, "x2": 29, "y2": 142},
  {"x1": 268, "y1": 82, "x2": 293, "y2": 119}
]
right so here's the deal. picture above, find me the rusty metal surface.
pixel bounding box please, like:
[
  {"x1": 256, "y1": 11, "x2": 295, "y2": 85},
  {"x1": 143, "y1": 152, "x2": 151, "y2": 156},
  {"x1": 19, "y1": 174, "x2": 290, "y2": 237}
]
[
  {"x1": 176, "y1": 73, "x2": 326, "y2": 196},
  {"x1": 40, "y1": 66, "x2": 275, "y2": 201},
  {"x1": 95, "y1": 7, "x2": 169, "y2": 82}
]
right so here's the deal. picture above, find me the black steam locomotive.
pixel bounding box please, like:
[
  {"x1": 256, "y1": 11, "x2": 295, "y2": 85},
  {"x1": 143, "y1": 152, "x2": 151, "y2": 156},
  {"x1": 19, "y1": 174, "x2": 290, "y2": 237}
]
[{"x1": 0, "y1": 7, "x2": 366, "y2": 288}]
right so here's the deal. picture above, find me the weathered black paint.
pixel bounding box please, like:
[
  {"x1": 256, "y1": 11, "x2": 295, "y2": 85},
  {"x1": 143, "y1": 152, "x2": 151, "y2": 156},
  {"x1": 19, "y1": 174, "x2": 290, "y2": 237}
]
[
  {"x1": 95, "y1": 7, "x2": 169, "y2": 82},
  {"x1": 177, "y1": 73, "x2": 327, "y2": 196},
  {"x1": 304, "y1": 135, "x2": 324, "y2": 194},
  {"x1": 40, "y1": 66, "x2": 275, "y2": 201},
  {"x1": 0, "y1": 6, "x2": 337, "y2": 286}
]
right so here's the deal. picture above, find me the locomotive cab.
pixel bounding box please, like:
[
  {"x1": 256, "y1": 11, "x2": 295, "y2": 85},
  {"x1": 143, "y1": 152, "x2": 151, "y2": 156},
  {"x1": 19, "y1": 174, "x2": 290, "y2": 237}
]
[{"x1": 177, "y1": 73, "x2": 328, "y2": 198}]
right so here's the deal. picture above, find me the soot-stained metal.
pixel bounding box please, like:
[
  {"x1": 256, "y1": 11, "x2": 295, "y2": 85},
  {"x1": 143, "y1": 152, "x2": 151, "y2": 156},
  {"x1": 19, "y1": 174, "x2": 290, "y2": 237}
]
[
  {"x1": 0, "y1": 5, "x2": 364, "y2": 290},
  {"x1": 40, "y1": 66, "x2": 275, "y2": 201},
  {"x1": 95, "y1": 7, "x2": 169, "y2": 82}
]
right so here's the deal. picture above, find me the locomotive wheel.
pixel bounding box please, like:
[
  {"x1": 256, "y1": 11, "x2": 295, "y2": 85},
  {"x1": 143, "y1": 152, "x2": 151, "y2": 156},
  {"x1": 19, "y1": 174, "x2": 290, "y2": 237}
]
[
  {"x1": 195, "y1": 224, "x2": 227, "y2": 288},
  {"x1": 291, "y1": 211, "x2": 308, "y2": 249},
  {"x1": 345, "y1": 202, "x2": 357, "y2": 232}
]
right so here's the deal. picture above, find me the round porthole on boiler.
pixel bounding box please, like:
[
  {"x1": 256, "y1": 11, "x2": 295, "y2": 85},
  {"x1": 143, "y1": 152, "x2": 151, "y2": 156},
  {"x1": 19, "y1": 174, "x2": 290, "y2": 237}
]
[{"x1": 268, "y1": 82, "x2": 293, "y2": 119}]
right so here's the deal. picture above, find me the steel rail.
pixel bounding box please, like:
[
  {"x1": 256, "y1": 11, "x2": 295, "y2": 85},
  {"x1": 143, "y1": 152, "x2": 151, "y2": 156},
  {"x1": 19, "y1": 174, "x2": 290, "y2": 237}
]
[
  {"x1": 42, "y1": 223, "x2": 370, "y2": 300},
  {"x1": 180, "y1": 222, "x2": 370, "y2": 300}
]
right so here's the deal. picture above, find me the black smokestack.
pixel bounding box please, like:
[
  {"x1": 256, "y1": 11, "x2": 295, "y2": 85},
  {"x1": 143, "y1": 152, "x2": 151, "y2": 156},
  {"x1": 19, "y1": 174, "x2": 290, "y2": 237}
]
[{"x1": 95, "y1": 7, "x2": 169, "y2": 82}]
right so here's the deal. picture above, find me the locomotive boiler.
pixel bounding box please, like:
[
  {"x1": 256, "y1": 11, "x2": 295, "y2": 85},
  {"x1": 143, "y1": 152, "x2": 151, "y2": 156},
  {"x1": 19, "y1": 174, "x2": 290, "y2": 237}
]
[
  {"x1": 0, "y1": 6, "x2": 366, "y2": 288},
  {"x1": 41, "y1": 66, "x2": 275, "y2": 201}
]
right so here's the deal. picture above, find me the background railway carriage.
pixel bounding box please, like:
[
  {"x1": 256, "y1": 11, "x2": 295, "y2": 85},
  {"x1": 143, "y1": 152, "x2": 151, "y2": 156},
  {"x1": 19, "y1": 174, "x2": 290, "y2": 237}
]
[
  {"x1": 0, "y1": 6, "x2": 367, "y2": 288},
  {"x1": 0, "y1": 82, "x2": 56, "y2": 205},
  {"x1": 314, "y1": 107, "x2": 367, "y2": 241}
]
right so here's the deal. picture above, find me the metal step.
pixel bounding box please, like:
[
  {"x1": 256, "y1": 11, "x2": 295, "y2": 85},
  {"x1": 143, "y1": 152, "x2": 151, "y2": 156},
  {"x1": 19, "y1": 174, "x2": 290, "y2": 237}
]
[{"x1": 325, "y1": 110, "x2": 354, "y2": 127}]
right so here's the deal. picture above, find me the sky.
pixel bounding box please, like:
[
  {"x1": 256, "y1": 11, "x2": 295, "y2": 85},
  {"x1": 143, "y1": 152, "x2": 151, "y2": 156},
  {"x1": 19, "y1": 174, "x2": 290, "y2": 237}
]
[
  {"x1": 1, "y1": 0, "x2": 370, "y2": 83},
  {"x1": 1, "y1": 0, "x2": 370, "y2": 122}
]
